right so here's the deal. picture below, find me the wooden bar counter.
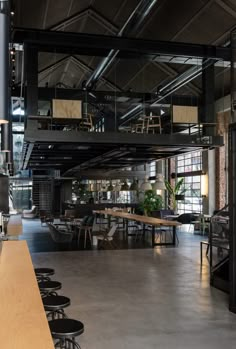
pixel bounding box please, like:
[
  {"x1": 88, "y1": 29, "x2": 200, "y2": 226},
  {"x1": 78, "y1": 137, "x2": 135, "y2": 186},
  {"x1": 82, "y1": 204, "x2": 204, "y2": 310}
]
[{"x1": 0, "y1": 241, "x2": 54, "y2": 349}]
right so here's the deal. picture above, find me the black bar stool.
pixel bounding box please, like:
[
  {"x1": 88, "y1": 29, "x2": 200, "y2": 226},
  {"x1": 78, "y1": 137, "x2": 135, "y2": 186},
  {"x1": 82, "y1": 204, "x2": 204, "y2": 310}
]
[
  {"x1": 43, "y1": 295, "x2": 70, "y2": 320},
  {"x1": 35, "y1": 268, "x2": 55, "y2": 282},
  {"x1": 49, "y1": 318, "x2": 84, "y2": 349},
  {"x1": 38, "y1": 280, "x2": 62, "y2": 297}
]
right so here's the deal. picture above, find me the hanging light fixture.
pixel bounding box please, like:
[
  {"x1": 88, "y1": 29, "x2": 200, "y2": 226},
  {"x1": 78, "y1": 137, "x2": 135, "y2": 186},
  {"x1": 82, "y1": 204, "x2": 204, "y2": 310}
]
[
  {"x1": 130, "y1": 178, "x2": 139, "y2": 191},
  {"x1": 140, "y1": 175, "x2": 152, "y2": 191},
  {"x1": 114, "y1": 181, "x2": 121, "y2": 192},
  {"x1": 121, "y1": 180, "x2": 130, "y2": 191},
  {"x1": 101, "y1": 181, "x2": 108, "y2": 191},
  {"x1": 152, "y1": 174, "x2": 166, "y2": 191},
  {"x1": 107, "y1": 181, "x2": 114, "y2": 192}
]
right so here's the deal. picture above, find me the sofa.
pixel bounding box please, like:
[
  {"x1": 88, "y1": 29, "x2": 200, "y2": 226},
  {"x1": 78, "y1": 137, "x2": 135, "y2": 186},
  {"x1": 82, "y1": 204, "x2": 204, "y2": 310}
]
[{"x1": 22, "y1": 205, "x2": 37, "y2": 219}]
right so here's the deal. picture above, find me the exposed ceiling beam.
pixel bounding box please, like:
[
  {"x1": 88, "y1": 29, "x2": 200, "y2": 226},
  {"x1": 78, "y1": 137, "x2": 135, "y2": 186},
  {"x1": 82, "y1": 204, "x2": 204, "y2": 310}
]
[
  {"x1": 84, "y1": 0, "x2": 159, "y2": 89},
  {"x1": 215, "y1": 0, "x2": 236, "y2": 19},
  {"x1": 71, "y1": 56, "x2": 122, "y2": 91},
  {"x1": 152, "y1": 61, "x2": 201, "y2": 95},
  {"x1": 49, "y1": 7, "x2": 118, "y2": 34},
  {"x1": 13, "y1": 28, "x2": 230, "y2": 61}
]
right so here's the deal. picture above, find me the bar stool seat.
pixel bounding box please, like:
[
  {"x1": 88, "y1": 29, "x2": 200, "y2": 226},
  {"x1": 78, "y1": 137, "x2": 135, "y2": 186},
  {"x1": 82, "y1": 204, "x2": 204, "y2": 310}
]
[
  {"x1": 49, "y1": 319, "x2": 84, "y2": 349},
  {"x1": 38, "y1": 281, "x2": 61, "y2": 297},
  {"x1": 35, "y1": 268, "x2": 55, "y2": 276},
  {"x1": 43, "y1": 295, "x2": 70, "y2": 320}
]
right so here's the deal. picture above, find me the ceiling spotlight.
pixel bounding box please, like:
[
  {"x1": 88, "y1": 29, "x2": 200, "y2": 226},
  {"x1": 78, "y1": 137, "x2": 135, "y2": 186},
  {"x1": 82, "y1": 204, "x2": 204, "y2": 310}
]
[
  {"x1": 10, "y1": 10, "x2": 15, "y2": 16},
  {"x1": 160, "y1": 109, "x2": 165, "y2": 115}
]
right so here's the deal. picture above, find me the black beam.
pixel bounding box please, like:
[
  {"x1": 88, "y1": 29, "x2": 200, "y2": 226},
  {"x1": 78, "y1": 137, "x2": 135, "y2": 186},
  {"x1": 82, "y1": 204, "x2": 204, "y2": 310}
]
[
  {"x1": 24, "y1": 127, "x2": 224, "y2": 147},
  {"x1": 12, "y1": 86, "x2": 200, "y2": 107},
  {"x1": 201, "y1": 59, "x2": 216, "y2": 136},
  {"x1": 24, "y1": 45, "x2": 38, "y2": 116},
  {"x1": 13, "y1": 28, "x2": 231, "y2": 61}
]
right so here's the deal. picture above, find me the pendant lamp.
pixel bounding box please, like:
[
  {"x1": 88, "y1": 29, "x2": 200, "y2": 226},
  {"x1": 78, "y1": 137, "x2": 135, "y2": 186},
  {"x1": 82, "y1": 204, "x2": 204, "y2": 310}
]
[
  {"x1": 114, "y1": 181, "x2": 121, "y2": 192},
  {"x1": 121, "y1": 180, "x2": 130, "y2": 191},
  {"x1": 140, "y1": 175, "x2": 152, "y2": 191},
  {"x1": 107, "y1": 181, "x2": 114, "y2": 192},
  {"x1": 152, "y1": 174, "x2": 166, "y2": 191},
  {"x1": 130, "y1": 178, "x2": 139, "y2": 191}
]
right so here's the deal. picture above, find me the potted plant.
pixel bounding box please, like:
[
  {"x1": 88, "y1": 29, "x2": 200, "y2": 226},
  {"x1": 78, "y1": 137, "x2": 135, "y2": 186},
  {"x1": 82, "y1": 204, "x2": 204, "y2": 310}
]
[
  {"x1": 165, "y1": 178, "x2": 186, "y2": 213},
  {"x1": 140, "y1": 190, "x2": 163, "y2": 216}
]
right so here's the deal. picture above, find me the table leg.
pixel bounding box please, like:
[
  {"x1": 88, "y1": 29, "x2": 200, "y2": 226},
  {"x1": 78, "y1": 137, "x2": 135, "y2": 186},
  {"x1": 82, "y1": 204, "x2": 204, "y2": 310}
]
[
  {"x1": 200, "y1": 241, "x2": 203, "y2": 264},
  {"x1": 152, "y1": 225, "x2": 155, "y2": 247},
  {"x1": 173, "y1": 226, "x2": 176, "y2": 246},
  {"x1": 125, "y1": 219, "x2": 128, "y2": 239}
]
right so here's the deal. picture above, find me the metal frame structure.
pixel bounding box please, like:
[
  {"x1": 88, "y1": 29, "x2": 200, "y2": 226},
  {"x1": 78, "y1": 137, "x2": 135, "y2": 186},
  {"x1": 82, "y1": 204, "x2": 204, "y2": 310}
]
[
  {"x1": 229, "y1": 123, "x2": 236, "y2": 313},
  {"x1": 13, "y1": 29, "x2": 230, "y2": 61}
]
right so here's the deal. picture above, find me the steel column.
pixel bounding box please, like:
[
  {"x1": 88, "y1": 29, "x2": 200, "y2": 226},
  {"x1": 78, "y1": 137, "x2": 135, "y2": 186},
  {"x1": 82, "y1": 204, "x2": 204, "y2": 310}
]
[
  {"x1": 229, "y1": 123, "x2": 236, "y2": 313},
  {"x1": 24, "y1": 45, "x2": 38, "y2": 119},
  {"x1": 231, "y1": 30, "x2": 236, "y2": 123},
  {"x1": 0, "y1": 0, "x2": 9, "y2": 125},
  {"x1": 201, "y1": 60, "x2": 216, "y2": 136}
]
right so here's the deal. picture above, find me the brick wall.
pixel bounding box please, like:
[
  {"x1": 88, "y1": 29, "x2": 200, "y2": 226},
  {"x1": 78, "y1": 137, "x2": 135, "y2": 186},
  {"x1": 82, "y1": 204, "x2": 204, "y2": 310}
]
[{"x1": 215, "y1": 111, "x2": 230, "y2": 209}]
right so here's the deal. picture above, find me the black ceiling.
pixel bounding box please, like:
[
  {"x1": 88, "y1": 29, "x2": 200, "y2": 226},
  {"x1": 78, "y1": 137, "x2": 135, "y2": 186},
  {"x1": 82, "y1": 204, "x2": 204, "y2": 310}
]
[
  {"x1": 12, "y1": 0, "x2": 235, "y2": 98},
  {"x1": 12, "y1": 0, "x2": 234, "y2": 176}
]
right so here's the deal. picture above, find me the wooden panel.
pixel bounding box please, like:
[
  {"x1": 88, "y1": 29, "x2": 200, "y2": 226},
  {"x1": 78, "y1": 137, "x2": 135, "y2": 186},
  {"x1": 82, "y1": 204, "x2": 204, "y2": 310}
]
[
  {"x1": 172, "y1": 105, "x2": 198, "y2": 123},
  {"x1": 0, "y1": 241, "x2": 54, "y2": 349},
  {"x1": 52, "y1": 99, "x2": 82, "y2": 119},
  {"x1": 7, "y1": 214, "x2": 23, "y2": 236}
]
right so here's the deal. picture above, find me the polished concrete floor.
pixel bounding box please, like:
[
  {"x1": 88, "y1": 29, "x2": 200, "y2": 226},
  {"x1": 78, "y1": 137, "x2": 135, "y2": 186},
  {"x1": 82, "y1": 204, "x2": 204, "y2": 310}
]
[
  {"x1": 20, "y1": 219, "x2": 152, "y2": 252},
  {"x1": 31, "y1": 231, "x2": 236, "y2": 349}
]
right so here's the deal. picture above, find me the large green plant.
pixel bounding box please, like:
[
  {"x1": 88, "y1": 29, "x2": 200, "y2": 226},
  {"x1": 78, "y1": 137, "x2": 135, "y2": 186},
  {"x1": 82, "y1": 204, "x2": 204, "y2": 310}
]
[
  {"x1": 165, "y1": 178, "x2": 186, "y2": 211},
  {"x1": 140, "y1": 190, "x2": 163, "y2": 216}
]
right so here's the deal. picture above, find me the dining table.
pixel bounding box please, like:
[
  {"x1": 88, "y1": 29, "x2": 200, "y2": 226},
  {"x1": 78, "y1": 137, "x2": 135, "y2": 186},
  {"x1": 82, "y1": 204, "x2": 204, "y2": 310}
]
[{"x1": 93, "y1": 210, "x2": 181, "y2": 247}]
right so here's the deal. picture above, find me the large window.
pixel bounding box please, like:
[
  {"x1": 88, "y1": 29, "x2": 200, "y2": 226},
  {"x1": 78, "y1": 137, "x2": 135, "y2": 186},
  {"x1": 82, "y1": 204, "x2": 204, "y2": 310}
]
[
  {"x1": 177, "y1": 151, "x2": 202, "y2": 214},
  {"x1": 9, "y1": 179, "x2": 32, "y2": 212},
  {"x1": 149, "y1": 161, "x2": 156, "y2": 179}
]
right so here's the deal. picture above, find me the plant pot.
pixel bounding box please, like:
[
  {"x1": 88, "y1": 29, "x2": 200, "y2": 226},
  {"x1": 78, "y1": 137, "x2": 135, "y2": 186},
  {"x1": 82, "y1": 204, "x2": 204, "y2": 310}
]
[{"x1": 175, "y1": 194, "x2": 185, "y2": 201}]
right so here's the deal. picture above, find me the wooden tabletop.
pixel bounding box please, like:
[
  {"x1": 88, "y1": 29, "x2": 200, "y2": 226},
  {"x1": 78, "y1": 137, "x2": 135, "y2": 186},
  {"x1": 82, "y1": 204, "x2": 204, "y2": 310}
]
[
  {"x1": 93, "y1": 210, "x2": 181, "y2": 227},
  {"x1": 0, "y1": 241, "x2": 54, "y2": 349},
  {"x1": 7, "y1": 214, "x2": 23, "y2": 236}
]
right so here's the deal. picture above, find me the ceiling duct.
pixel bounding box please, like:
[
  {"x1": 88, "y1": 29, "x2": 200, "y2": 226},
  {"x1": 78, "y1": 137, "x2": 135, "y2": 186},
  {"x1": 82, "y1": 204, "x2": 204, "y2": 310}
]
[{"x1": 85, "y1": 0, "x2": 158, "y2": 90}]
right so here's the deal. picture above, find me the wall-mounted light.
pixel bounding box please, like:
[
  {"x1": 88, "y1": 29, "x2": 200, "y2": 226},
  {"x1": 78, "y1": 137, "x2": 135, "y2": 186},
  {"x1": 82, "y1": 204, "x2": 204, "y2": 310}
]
[{"x1": 201, "y1": 174, "x2": 208, "y2": 197}]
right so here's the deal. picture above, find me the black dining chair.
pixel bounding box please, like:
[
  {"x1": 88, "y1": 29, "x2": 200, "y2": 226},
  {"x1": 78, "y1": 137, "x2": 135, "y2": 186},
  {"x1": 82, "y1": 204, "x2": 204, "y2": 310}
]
[{"x1": 176, "y1": 213, "x2": 197, "y2": 233}]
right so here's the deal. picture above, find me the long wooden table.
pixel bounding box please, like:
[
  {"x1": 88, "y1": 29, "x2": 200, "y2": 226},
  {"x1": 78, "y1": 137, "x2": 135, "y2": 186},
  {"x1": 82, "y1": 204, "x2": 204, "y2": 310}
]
[
  {"x1": 94, "y1": 210, "x2": 181, "y2": 247},
  {"x1": 7, "y1": 214, "x2": 23, "y2": 236},
  {"x1": 0, "y1": 241, "x2": 54, "y2": 349}
]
